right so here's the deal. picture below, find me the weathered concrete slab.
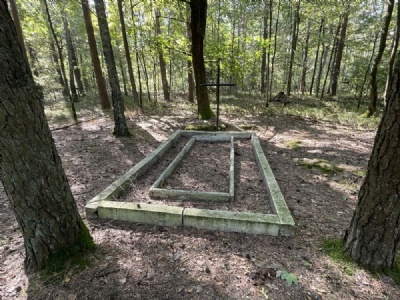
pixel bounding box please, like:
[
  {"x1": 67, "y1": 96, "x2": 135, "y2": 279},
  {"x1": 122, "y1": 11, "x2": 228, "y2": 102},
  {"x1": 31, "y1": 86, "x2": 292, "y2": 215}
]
[
  {"x1": 183, "y1": 208, "x2": 280, "y2": 236},
  {"x1": 252, "y1": 135, "x2": 295, "y2": 229},
  {"x1": 98, "y1": 201, "x2": 183, "y2": 227}
]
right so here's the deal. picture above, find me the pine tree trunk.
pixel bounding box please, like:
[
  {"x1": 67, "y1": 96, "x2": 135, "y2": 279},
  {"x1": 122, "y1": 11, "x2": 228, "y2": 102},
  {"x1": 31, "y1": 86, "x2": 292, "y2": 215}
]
[
  {"x1": 81, "y1": 0, "x2": 110, "y2": 109},
  {"x1": 118, "y1": 0, "x2": 139, "y2": 105},
  {"x1": 343, "y1": 51, "x2": 400, "y2": 271},
  {"x1": 190, "y1": 0, "x2": 213, "y2": 119},
  {"x1": 330, "y1": 9, "x2": 349, "y2": 96},
  {"x1": 367, "y1": 0, "x2": 394, "y2": 116},
  {"x1": 94, "y1": 0, "x2": 129, "y2": 137},
  {"x1": 155, "y1": 8, "x2": 171, "y2": 102},
  {"x1": 0, "y1": 1, "x2": 94, "y2": 273},
  {"x1": 8, "y1": 0, "x2": 28, "y2": 62}
]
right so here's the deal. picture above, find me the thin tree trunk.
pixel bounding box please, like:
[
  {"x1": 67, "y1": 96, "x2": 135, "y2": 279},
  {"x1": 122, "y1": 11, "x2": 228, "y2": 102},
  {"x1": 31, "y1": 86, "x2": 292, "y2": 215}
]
[
  {"x1": 0, "y1": 1, "x2": 94, "y2": 272},
  {"x1": 358, "y1": 32, "x2": 379, "y2": 109},
  {"x1": 260, "y1": 9, "x2": 268, "y2": 94},
  {"x1": 331, "y1": 9, "x2": 349, "y2": 96},
  {"x1": 61, "y1": 8, "x2": 79, "y2": 102},
  {"x1": 94, "y1": 0, "x2": 129, "y2": 136},
  {"x1": 367, "y1": 0, "x2": 394, "y2": 116},
  {"x1": 119, "y1": 54, "x2": 129, "y2": 96},
  {"x1": 155, "y1": 8, "x2": 171, "y2": 102},
  {"x1": 190, "y1": 0, "x2": 213, "y2": 119},
  {"x1": 267, "y1": 0, "x2": 281, "y2": 106},
  {"x1": 316, "y1": 43, "x2": 326, "y2": 97},
  {"x1": 383, "y1": 0, "x2": 400, "y2": 104},
  {"x1": 140, "y1": 51, "x2": 152, "y2": 102},
  {"x1": 49, "y1": 39, "x2": 67, "y2": 95},
  {"x1": 186, "y1": 6, "x2": 195, "y2": 103},
  {"x1": 300, "y1": 21, "x2": 311, "y2": 94},
  {"x1": 117, "y1": 0, "x2": 139, "y2": 105},
  {"x1": 42, "y1": 0, "x2": 76, "y2": 121},
  {"x1": 343, "y1": 51, "x2": 400, "y2": 271},
  {"x1": 286, "y1": 0, "x2": 300, "y2": 97},
  {"x1": 310, "y1": 18, "x2": 324, "y2": 95},
  {"x1": 80, "y1": 0, "x2": 110, "y2": 109}
]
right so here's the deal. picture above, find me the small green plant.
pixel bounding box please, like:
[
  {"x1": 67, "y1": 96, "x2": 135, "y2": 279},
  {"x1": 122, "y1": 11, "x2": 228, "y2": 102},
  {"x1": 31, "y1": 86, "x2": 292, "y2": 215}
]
[
  {"x1": 239, "y1": 124, "x2": 253, "y2": 130},
  {"x1": 278, "y1": 270, "x2": 298, "y2": 286},
  {"x1": 286, "y1": 140, "x2": 302, "y2": 150},
  {"x1": 322, "y1": 239, "x2": 357, "y2": 276},
  {"x1": 296, "y1": 158, "x2": 344, "y2": 174}
]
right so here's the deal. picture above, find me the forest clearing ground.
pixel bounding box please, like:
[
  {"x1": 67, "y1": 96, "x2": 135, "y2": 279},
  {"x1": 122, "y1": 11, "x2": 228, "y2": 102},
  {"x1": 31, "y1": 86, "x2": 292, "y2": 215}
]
[{"x1": 1, "y1": 95, "x2": 398, "y2": 299}]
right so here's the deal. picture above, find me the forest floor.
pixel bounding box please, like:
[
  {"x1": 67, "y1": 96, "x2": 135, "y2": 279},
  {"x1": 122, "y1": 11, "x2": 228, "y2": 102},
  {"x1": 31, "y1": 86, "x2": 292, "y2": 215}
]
[{"x1": 1, "y1": 94, "x2": 399, "y2": 299}]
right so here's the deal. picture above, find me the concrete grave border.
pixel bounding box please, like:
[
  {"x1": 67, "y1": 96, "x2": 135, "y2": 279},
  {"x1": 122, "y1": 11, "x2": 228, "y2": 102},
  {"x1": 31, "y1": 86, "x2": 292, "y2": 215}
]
[{"x1": 85, "y1": 130, "x2": 295, "y2": 236}]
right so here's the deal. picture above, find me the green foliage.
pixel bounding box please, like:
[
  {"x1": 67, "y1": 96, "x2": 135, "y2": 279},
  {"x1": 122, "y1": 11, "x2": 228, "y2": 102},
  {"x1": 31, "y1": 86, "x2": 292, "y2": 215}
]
[{"x1": 278, "y1": 271, "x2": 298, "y2": 286}]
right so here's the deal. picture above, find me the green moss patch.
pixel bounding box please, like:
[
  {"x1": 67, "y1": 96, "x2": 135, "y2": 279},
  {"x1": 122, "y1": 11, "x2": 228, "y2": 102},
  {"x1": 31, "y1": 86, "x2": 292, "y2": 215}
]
[
  {"x1": 239, "y1": 124, "x2": 254, "y2": 130},
  {"x1": 286, "y1": 140, "x2": 302, "y2": 150},
  {"x1": 43, "y1": 222, "x2": 95, "y2": 275},
  {"x1": 184, "y1": 123, "x2": 227, "y2": 131},
  {"x1": 296, "y1": 158, "x2": 344, "y2": 174}
]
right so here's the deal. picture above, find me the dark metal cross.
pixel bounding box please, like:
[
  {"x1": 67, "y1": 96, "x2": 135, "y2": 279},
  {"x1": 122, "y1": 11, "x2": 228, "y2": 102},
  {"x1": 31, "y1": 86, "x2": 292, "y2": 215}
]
[{"x1": 201, "y1": 60, "x2": 236, "y2": 131}]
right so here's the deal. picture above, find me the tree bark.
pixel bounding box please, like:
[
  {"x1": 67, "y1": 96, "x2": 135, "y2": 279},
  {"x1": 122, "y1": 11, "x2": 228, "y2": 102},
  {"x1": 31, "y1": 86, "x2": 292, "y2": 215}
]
[
  {"x1": 80, "y1": 0, "x2": 110, "y2": 109},
  {"x1": 0, "y1": 0, "x2": 94, "y2": 273},
  {"x1": 343, "y1": 51, "x2": 400, "y2": 271},
  {"x1": 260, "y1": 13, "x2": 268, "y2": 94},
  {"x1": 190, "y1": 0, "x2": 213, "y2": 119},
  {"x1": 366, "y1": 0, "x2": 394, "y2": 117},
  {"x1": 94, "y1": 0, "x2": 129, "y2": 136},
  {"x1": 330, "y1": 9, "x2": 349, "y2": 96},
  {"x1": 155, "y1": 8, "x2": 171, "y2": 102},
  {"x1": 117, "y1": 0, "x2": 139, "y2": 105}
]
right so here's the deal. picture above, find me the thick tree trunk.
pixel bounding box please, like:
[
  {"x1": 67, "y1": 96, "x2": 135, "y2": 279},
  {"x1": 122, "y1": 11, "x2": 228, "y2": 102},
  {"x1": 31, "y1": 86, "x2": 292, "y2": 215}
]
[
  {"x1": 286, "y1": 1, "x2": 300, "y2": 97},
  {"x1": 330, "y1": 9, "x2": 349, "y2": 96},
  {"x1": 94, "y1": 0, "x2": 129, "y2": 137},
  {"x1": 367, "y1": 0, "x2": 394, "y2": 117},
  {"x1": 343, "y1": 51, "x2": 400, "y2": 271},
  {"x1": 81, "y1": 0, "x2": 110, "y2": 109},
  {"x1": 155, "y1": 8, "x2": 171, "y2": 102},
  {"x1": 0, "y1": 0, "x2": 94, "y2": 273},
  {"x1": 190, "y1": 0, "x2": 213, "y2": 119},
  {"x1": 118, "y1": 0, "x2": 139, "y2": 105}
]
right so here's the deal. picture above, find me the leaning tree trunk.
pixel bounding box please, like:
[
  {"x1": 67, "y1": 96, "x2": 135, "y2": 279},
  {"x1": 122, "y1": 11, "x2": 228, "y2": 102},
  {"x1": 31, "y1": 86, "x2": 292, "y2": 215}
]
[
  {"x1": 190, "y1": 0, "x2": 213, "y2": 119},
  {"x1": 0, "y1": 0, "x2": 94, "y2": 273},
  {"x1": 309, "y1": 18, "x2": 324, "y2": 95},
  {"x1": 343, "y1": 51, "x2": 400, "y2": 271},
  {"x1": 94, "y1": 0, "x2": 129, "y2": 137},
  {"x1": 330, "y1": 9, "x2": 349, "y2": 96},
  {"x1": 186, "y1": 6, "x2": 195, "y2": 103},
  {"x1": 81, "y1": 0, "x2": 110, "y2": 109},
  {"x1": 367, "y1": 0, "x2": 394, "y2": 117}
]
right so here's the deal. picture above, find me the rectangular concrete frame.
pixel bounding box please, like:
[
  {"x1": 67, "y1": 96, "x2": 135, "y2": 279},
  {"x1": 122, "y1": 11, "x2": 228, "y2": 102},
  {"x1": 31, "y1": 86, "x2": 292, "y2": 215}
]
[
  {"x1": 85, "y1": 130, "x2": 295, "y2": 236},
  {"x1": 149, "y1": 135, "x2": 235, "y2": 202}
]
